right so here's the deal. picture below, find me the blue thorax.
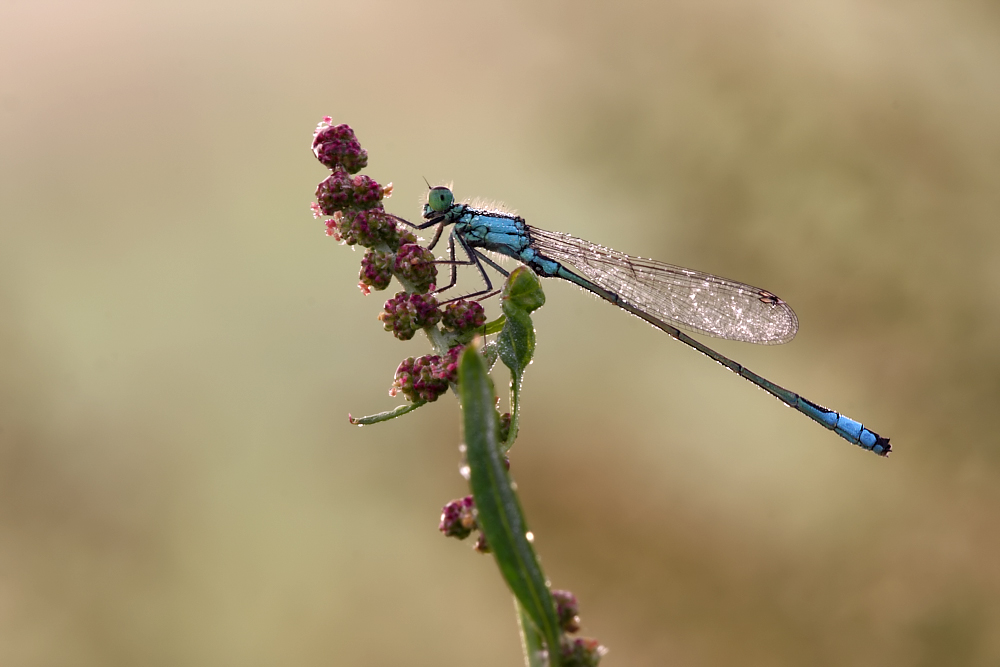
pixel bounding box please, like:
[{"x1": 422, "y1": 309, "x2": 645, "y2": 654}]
[{"x1": 423, "y1": 202, "x2": 565, "y2": 278}]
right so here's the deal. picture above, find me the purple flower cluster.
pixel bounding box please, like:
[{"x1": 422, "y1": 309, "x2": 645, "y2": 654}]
[
  {"x1": 312, "y1": 118, "x2": 368, "y2": 174},
  {"x1": 312, "y1": 119, "x2": 409, "y2": 254},
  {"x1": 312, "y1": 121, "x2": 475, "y2": 405},
  {"x1": 389, "y1": 346, "x2": 463, "y2": 403},
  {"x1": 560, "y1": 637, "x2": 606, "y2": 667},
  {"x1": 327, "y1": 211, "x2": 418, "y2": 253},
  {"x1": 552, "y1": 589, "x2": 604, "y2": 665},
  {"x1": 312, "y1": 118, "x2": 434, "y2": 305},
  {"x1": 439, "y1": 495, "x2": 490, "y2": 552},
  {"x1": 390, "y1": 355, "x2": 449, "y2": 403},
  {"x1": 442, "y1": 299, "x2": 487, "y2": 333},
  {"x1": 379, "y1": 292, "x2": 442, "y2": 341},
  {"x1": 473, "y1": 533, "x2": 491, "y2": 553},
  {"x1": 392, "y1": 243, "x2": 438, "y2": 294},
  {"x1": 499, "y1": 412, "x2": 512, "y2": 443},
  {"x1": 435, "y1": 346, "x2": 462, "y2": 385},
  {"x1": 553, "y1": 590, "x2": 581, "y2": 633},
  {"x1": 315, "y1": 170, "x2": 386, "y2": 214},
  {"x1": 359, "y1": 249, "x2": 394, "y2": 294},
  {"x1": 439, "y1": 495, "x2": 476, "y2": 539}
]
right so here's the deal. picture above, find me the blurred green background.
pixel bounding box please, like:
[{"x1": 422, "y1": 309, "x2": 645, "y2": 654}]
[{"x1": 2, "y1": 0, "x2": 999, "y2": 665}]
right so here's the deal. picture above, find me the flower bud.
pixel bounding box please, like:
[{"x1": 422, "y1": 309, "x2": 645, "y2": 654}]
[
  {"x1": 560, "y1": 637, "x2": 606, "y2": 667},
  {"x1": 473, "y1": 533, "x2": 491, "y2": 554},
  {"x1": 359, "y1": 249, "x2": 394, "y2": 294},
  {"x1": 391, "y1": 354, "x2": 450, "y2": 402},
  {"x1": 552, "y1": 590, "x2": 581, "y2": 633},
  {"x1": 393, "y1": 243, "x2": 438, "y2": 294},
  {"x1": 312, "y1": 119, "x2": 368, "y2": 174},
  {"x1": 439, "y1": 496, "x2": 476, "y2": 539},
  {"x1": 315, "y1": 170, "x2": 385, "y2": 215},
  {"x1": 379, "y1": 292, "x2": 442, "y2": 341},
  {"x1": 499, "y1": 412, "x2": 512, "y2": 443},
  {"x1": 390, "y1": 226, "x2": 418, "y2": 249},
  {"x1": 325, "y1": 207, "x2": 393, "y2": 247},
  {"x1": 442, "y1": 299, "x2": 487, "y2": 333},
  {"x1": 434, "y1": 345, "x2": 463, "y2": 385}
]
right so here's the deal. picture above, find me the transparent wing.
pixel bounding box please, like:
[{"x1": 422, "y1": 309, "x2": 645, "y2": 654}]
[{"x1": 527, "y1": 226, "x2": 799, "y2": 344}]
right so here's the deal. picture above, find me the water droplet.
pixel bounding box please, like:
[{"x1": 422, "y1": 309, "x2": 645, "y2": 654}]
[
  {"x1": 458, "y1": 443, "x2": 467, "y2": 453},
  {"x1": 525, "y1": 531, "x2": 534, "y2": 543},
  {"x1": 459, "y1": 464, "x2": 471, "y2": 480},
  {"x1": 510, "y1": 481, "x2": 518, "y2": 491}
]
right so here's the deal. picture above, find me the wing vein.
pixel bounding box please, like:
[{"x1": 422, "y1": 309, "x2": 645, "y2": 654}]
[{"x1": 527, "y1": 225, "x2": 799, "y2": 344}]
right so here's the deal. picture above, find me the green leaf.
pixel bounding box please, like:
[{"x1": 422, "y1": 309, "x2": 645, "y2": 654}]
[
  {"x1": 348, "y1": 401, "x2": 427, "y2": 425},
  {"x1": 502, "y1": 266, "x2": 546, "y2": 314},
  {"x1": 458, "y1": 345, "x2": 561, "y2": 667},
  {"x1": 481, "y1": 314, "x2": 508, "y2": 335},
  {"x1": 497, "y1": 304, "x2": 535, "y2": 379},
  {"x1": 482, "y1": 340, "x2": 500, "y2": 370},
  {"x1": 496, "y1": 267, "x2": 545, "y2": 451}
]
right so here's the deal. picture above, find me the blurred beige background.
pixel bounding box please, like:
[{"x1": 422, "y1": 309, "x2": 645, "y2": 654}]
[{"x1": 2, "y1": 0, "x2": 999, "y2": 665}]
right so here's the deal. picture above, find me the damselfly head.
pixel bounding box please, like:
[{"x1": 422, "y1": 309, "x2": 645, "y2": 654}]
[{"x1": 427, "y1": 186, "x2": 455, "y2": 213}]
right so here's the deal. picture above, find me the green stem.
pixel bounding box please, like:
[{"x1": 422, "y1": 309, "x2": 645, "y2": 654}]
[
  {"x1": 503, "y1": 373, "x2": 522, "y2": 454},
  {"x1": 516, "y1": 597, "x2": 549, "y2": 667}
]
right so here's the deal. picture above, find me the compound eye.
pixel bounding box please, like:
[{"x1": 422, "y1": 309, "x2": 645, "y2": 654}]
[{"x1": 428, "y1": 186, "x2": 454, "y2": 212}]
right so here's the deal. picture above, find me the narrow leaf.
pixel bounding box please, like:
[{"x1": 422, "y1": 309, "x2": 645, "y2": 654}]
[
  {"x1": 348, "y1": 401, "x2": 427, "y2": 425},
  {"x1": 459, "y1": 345, "x2": 561, "y2": 666}
]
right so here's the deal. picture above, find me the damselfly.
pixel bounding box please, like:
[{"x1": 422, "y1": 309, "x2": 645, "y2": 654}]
[{"x1": 392, "y1": 186, "x2": 889, "y2": 456}]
